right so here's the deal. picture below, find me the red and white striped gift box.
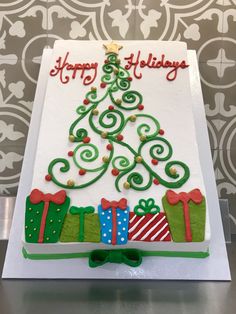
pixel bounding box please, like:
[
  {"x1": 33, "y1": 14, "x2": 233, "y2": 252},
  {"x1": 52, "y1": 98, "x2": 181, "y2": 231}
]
[{"x1": 128, "y1": 212, "x2": 171, "y2": 242}]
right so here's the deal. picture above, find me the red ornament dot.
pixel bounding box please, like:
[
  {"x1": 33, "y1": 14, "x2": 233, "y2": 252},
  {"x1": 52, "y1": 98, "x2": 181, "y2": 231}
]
[
  {"x1": 127, "y1": 76, "x2": 132, "y2": 81},
  {"x1": 153, "y1": 178, "x2": 160, "y2": 185},
  {"x1": 106, "y1": 143, "x2": 113, "y2": 151},
  {"x1": 79, "y1": 169, "x2": 86, "y2": 176},
  {"x1": 138, "y1": 104, "x2": 144, "y2": 110},
  {"x1": 111, "y1": 168, "x2": 119, "y2": 176},
  {"x1": 45, "y1": 174, "x2": 52, "y2": 181},
  {"x1": 104, "y1": 59, "x2": 108, "y2": 64},
  {"x1": 83, "y1": 136, "x2": 91, "y2": 143},
  {"x1": 151, "y1": 159, "x2": 158, "y2": 165},
  {"x1": 159, "y1": 129, "x2": 164, "y2": 135},
  {"x1": 68, "y1": 151, "x2": 74, "y2": 157},
  {"x1": 83, "y1": 99, "x2": 90, "y2": 105},
  {"x1": 100, "y1": 82, "x2": 106, "y2": 88},
  {"x1": 116, "y1": 134, "x2": 124, "y2": 141},
  {"x1": 108, "y1": 105, "x2": 114, "y2": 110}
]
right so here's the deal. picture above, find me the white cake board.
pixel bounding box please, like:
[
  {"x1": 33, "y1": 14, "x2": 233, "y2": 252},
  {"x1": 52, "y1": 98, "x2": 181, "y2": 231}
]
[{"x1": 2, "y1": 49, "x2": 231, "y2": 280}]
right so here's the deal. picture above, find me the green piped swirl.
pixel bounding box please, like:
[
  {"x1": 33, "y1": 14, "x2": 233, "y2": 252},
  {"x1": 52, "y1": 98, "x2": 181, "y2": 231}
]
[
  {"x1": 112, "y1": 156, "x2": 134, "y2": 171},
  {"x1": 69, "y1": 105, "x2": 93, "y2": 141},
  {"x1": 136, "y1": 114, "x2": 160, "y2": 138},
  {"x1": 116, "y1": 78, "x2": 130, "y2": 91},
  {"x1": 127, "y1": 171, "x2": 153, "y2": 191},
  {"x1": 139, "y1": 137, "x2": 172, "y2": 161},
  {"x1": 99, "y1": 109, "x2": 125, "y2": 134},
  {"x1": 47, "y1": 141, "x2": 114, "y2": 189},
  {"x1": 112, "y1": 135, "x2": 189, "y2": 191},
  {"x1": 75, "y1": 143, "x2": 98, "y2": 161},
  {"x1": 73, "y1": 143, "x2": 109, "y2": 172}
]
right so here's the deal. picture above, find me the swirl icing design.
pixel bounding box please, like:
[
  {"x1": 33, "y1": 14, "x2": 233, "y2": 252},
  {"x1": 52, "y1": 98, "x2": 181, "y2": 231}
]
[{"x1": 47, "y1": 51, "x2": 190, "y2": 191}]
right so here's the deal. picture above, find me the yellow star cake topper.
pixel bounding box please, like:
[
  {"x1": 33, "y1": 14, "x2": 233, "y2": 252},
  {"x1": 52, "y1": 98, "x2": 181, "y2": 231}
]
[{"x1": 103, "y1": 41, "x2": 123, "y2": 55}]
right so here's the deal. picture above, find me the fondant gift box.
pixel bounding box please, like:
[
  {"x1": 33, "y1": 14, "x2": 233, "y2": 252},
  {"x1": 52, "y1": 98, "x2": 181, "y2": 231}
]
[
  {"x1": 162, "y1": 189, "x2": 206, "y2": 242},
  {"x1": 25, "y1": 189, "x2": 70, "y2": 243},
  {"x1": 128, "y1": 198, "x2": 171, "y2": 242},
  {"x1": 98, "y1": 198, "x2": 130, "y2": 245},
  {"x1": 60, "y1": 206, "x2": 100, "y2": 242}
]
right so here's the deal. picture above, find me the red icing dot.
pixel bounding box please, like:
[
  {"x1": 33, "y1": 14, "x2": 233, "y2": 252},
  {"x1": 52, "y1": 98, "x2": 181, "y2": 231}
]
[
  {"x1": 151, "y1": 159, "x2": 158, "y2": 165},
  {"x1": 111, "y1": 168, "x2": 119, "y2": 176},
  {"x1": 153, "y1": 178, "x2": 160, "y2": 185},
  {"x1": 159, "y1": 129, "x2": 164, "y2": 135},
  {"x1": 127, "y1": 76, "x2": 132, "y2": 81},
  {"x1": 100, "y1": 82, "x2": 106, "y2": 88},
  {"x1": 83, "y1": 137, "x2": 91, "y2": 143},
  {"x1": 106, "y1": 143, "x2": 113, "y2": 151},
  {"x1": 138, "y1": 104, "x2": 144, "y2": 110},
  {"x1": 104, "y1": 59, "x2": 108, "y2": 64},
  {"x1": 116, "y1": 134, "x2": 124, "y2": 141},
  {"x1": 45, "y1": 174, "x2": 52, "y2": 181},
  {"x1": 83, "y1": 99, "x2": 90, "y2": 105},
  {"x1": 68, "y1": 151, "x2": 74, "y2": 157},
  {"x1": 108, "y1": 105, "x2": 114, "y2": 110},
  {"x1": 79, "y1": 169, "x2": 86, "y2": 176}
]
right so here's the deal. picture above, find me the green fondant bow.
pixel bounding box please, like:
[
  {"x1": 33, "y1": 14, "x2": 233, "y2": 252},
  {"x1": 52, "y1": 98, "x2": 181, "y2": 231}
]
[
  {"x1": 70, "y1": 206, "x2": 95, "y2": 242},
  {"x1": 134, "y1": 198, "x2": 160, "y2": 216},
  {"x1": 89, "y1": 249, "x2": 142, "y2": 268}
]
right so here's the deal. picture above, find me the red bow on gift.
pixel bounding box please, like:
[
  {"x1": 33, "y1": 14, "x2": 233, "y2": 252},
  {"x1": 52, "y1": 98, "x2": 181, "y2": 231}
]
[
  {"x1": 101, "y1": 198, "x2": 127, "y2": 211},
  {"x1": 30, "y1": 189, "x2": 66, "y2": 205},
  {"x1": 101, "y1": 198, "x2": 128, "y2": 245},
  {"x1": 166, "y1": 189, "x2": 203, "y2": 242},
  {"x1": 29, "y1": 189, "x2": 67, "y2": 243}
]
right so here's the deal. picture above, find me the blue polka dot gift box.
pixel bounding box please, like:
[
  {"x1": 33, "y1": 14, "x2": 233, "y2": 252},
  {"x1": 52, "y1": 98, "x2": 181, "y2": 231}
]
[{"x1": 98, "y1": 198, "x2": 130, "y2": 245}]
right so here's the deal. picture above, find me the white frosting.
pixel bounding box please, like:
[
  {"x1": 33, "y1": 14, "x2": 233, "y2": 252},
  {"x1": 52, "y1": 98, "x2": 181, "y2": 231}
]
[{"x1": 24, "y1": 40, "x2": 210, "y2": 256}]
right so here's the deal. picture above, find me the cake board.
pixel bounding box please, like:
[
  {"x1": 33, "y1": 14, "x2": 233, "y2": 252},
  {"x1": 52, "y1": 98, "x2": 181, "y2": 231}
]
[{"x1": 2, "y1": 48, "x2": 231, "y2": 280}]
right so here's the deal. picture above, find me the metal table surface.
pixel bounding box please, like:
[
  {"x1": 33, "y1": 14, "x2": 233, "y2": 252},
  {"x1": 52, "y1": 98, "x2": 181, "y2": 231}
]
[{"x1": 0, "y1": 239, "x2": 235, "y2": 314}]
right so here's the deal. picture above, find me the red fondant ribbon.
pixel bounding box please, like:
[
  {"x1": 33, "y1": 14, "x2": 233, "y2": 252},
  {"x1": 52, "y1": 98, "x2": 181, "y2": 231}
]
[
  {"x1": 29, "y1": 189, "x2": 66, "y2": 243},
  {"x1": 101, "y1": 198, "x2": 127, "y2": 245},
  {"x1": 166, "y1": 189, "x2": 203, "y2": 242}
]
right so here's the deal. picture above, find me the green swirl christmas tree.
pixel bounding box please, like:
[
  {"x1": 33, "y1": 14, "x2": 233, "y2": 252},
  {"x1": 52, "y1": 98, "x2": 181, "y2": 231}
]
[{"x1": 46, "y1": 42, "x2": 190, "y2": 192}]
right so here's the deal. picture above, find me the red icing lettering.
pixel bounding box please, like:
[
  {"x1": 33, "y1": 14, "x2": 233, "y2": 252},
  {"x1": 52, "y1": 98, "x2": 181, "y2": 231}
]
[
  {"x1": 124, "y1": 51, "x2": 142, "y2": 79},
  {"x1": 50, "y1": 52, "x2": 98, "y2": 85},
  {"x1": 123, "y1": 51, "x2": 189, "y2": 81}
]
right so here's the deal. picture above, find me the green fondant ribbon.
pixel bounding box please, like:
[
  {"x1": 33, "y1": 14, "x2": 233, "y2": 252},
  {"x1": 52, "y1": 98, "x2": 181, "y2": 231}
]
[
  {"x1": 89, "y1": 249, "x2": 142, "y2": 268},
  {"x1": 70, "y1": 206, "x2": 94, "y2": 242}
]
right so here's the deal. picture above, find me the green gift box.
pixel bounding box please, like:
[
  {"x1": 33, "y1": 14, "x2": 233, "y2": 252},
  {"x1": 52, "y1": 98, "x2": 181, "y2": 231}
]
[
  {"x1": 60, "y1": 206, "x2": 101, "y2": 243},
  {"x1": 25, "y1": 189, "x2": 70, "y2": 243},
  {"x1": 162, "y1": 189, "x2": 206, "y2": 242}
]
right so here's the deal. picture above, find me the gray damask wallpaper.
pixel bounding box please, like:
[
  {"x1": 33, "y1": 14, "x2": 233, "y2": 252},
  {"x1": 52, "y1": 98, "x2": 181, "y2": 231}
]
[{"x1": 0, "y1": 0, "x2": 235, "y2": 230}]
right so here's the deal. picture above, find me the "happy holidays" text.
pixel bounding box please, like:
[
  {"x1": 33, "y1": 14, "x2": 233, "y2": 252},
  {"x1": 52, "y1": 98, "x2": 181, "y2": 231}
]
[{"x1": 49, "y1": 51, "x2": 189, "y2": 85}]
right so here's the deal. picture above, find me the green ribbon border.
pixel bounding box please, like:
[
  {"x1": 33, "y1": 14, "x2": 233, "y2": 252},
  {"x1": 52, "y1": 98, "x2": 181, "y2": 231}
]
[{"x1": 22, "y1": 247, "x2": 209, "y2": 267}]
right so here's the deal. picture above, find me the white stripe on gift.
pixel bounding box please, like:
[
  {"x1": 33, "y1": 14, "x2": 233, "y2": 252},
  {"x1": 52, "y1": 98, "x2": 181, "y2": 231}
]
[
  {"x1": 159, "y1": 230, "x2": 170, "y2": 241},
  {"x1": 150, "y1": 223, "x2": 169, "y2": 241},
  {"x1": 131, "y1": 214, "x2": 159, "y2": 240},
  {"x1": 128, "y1": 215, "x2": 145, "y2": 233},
  {"x1": 139, "y1": 215, "x2": 166, "y2": 241},
  {"x1": 129, "y1": 214, "x2": 137, "y2": 224}
]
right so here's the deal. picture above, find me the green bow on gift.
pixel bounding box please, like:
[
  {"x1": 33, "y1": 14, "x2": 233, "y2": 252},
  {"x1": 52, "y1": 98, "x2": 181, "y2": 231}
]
[
  {"x1": 89, "y1": 249, "x2": 142, "y2": 268},
  {"x1": 134, "y1": 198, "x2": 160, "y2": 216}
]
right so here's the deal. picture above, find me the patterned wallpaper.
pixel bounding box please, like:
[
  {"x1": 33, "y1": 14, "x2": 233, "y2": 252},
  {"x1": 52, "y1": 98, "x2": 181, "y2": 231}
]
[{"x1": 0, "y1": 0, "x2": 235, "y2": 231}]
